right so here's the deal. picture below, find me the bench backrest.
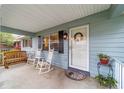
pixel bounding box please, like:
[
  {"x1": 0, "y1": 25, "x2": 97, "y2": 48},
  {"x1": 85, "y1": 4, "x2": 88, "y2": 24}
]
[{"x1": 3, "y1": 51, "x2": 27, "y2": 60}]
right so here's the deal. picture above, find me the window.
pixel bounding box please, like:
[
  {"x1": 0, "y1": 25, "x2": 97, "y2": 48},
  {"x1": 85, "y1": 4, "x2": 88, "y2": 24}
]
[
  {"x1": 43, "y1": 33, "x2": 59, "y2": 51},
  {"x1": 43, "y1": 35, "x2": 49, "y2": 50},
  {"x1": 50, "y1": 33, "x2": 59, "y2": 51},
  {"x1": 23, "y1": 39, "x2": 32, "y2": 47},
  {"x1": 42, "y1": 31, "x2": 64, "y2": 53}
]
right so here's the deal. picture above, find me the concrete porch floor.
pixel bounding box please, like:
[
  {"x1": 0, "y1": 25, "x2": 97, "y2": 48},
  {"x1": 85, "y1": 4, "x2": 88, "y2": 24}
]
[{"x1": 0, "y1": 63, "x2": 105, "y2": 89}]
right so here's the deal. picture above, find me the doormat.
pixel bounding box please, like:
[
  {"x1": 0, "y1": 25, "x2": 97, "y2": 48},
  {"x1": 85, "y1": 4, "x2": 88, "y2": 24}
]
[{"x1": 65, "y1": 68, "x2": 89, "y2": 81}]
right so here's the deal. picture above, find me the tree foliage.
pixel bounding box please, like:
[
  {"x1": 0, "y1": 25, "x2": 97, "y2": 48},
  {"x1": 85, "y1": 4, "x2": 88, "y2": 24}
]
[{"x1": 0, "y1": 32, "x2": 14, "y2": 46}]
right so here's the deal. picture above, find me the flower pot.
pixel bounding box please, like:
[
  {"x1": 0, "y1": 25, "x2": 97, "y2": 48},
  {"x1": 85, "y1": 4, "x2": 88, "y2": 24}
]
[{"x1": 100, "y1": 58, "x2": 109, "y2": 64}]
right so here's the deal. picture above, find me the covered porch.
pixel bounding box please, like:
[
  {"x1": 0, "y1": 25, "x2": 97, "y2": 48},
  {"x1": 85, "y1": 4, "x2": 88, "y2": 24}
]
[{"x1": 0, "y1": 4, "x2": 124, "y2": 89}]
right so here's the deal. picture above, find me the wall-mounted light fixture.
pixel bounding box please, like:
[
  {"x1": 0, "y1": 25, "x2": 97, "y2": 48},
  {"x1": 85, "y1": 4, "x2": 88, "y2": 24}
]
[{"x1": 63, "y1": 32, "x2": 68, "y2": 40}]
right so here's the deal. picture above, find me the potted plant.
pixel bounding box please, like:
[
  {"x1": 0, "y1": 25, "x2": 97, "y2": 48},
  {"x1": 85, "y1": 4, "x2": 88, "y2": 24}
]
[
  {"x1": 95, "y1": 74, "x2": 117, "y2": 88},
  {"x1": 98, "y1": 53, "x2": 110, "y2": 64}
]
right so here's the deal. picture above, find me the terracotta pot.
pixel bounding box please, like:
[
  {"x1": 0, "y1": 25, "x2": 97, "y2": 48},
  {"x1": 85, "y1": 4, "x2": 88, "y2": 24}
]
[{"x1": 100, "y1": 58, "x2": 109, "y2": 64}]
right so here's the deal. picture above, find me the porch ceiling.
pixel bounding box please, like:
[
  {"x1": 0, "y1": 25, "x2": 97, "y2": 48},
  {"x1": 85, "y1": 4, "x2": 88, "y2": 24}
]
[{"x1": 2, "y1": 4, "x2": 111, "y2": 32}]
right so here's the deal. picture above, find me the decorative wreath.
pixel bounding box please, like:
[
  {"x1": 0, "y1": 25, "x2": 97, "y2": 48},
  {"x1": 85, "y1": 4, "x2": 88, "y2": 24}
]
[{"x1": 74, "y1": 32, "x2": 83, "y2": 41}]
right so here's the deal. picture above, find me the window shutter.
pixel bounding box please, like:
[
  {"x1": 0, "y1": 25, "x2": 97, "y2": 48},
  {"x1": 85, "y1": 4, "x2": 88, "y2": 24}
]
[
  {"x1": 59, "y1": 31, "x2": 64, "y2": 53},
  {"x1": 38, "y1": 36, "x2": 41, "y2": 49}
]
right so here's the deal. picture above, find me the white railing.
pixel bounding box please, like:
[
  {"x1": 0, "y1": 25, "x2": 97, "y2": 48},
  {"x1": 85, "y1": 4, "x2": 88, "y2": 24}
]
[{"x1": 113, "y1": 57, "x2": 124, "y2": 89}]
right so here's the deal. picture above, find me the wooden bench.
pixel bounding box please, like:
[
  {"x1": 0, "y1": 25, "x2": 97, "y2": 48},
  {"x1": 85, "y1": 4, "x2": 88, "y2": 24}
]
[{"x1": 3, "y1": 51, "x2": 27, "y2": 69}]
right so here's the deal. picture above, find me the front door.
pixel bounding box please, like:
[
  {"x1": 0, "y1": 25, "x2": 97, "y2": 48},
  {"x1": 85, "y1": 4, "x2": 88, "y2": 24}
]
[{"x1": 69, "y1": 25, "x2": 89, "y2": 71}]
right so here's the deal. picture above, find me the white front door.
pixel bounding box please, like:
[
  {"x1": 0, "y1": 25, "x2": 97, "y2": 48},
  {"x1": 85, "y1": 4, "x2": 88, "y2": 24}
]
[{"x1": 69, "y1": 25, "x2": 89, "y2": 71}]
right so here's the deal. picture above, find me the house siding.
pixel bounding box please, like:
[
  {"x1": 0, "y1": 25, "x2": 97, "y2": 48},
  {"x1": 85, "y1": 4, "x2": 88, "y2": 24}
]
[
  {"x1": 35, "y1": 9, "x2": 124, "y2": 77},
  {"x1": 35, "y1": 10, "x2": 109, "y2": 70},
  {"x1": 90, "y1": 16, "x2": 124, "y2": 77}
]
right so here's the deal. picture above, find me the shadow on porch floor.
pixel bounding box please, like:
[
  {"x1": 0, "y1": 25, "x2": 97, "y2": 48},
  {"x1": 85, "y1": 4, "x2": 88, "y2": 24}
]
[{"x1": 0, "y1": 63, "x2": 105, "y2": 89}]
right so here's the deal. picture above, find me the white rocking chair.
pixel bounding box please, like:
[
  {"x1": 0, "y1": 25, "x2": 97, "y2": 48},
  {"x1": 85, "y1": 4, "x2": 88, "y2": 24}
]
[
  {"x1": 38, "y1": 48, "x2": 54, "y2": 74},
  {"x1": 34, "y1": 50, "x2": 42, "y2": 67}
]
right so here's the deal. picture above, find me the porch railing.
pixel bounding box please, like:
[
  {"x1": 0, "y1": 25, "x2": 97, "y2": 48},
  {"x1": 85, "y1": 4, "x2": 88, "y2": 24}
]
[{"x1": 113, "y1": 57, "x2": 124, "y2": 89}]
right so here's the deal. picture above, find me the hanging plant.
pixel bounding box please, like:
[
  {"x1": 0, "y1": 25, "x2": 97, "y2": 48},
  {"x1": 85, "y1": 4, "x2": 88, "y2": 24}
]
[{"x1": 97, "y1": 53, "x2": 110, "y2": 64}]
